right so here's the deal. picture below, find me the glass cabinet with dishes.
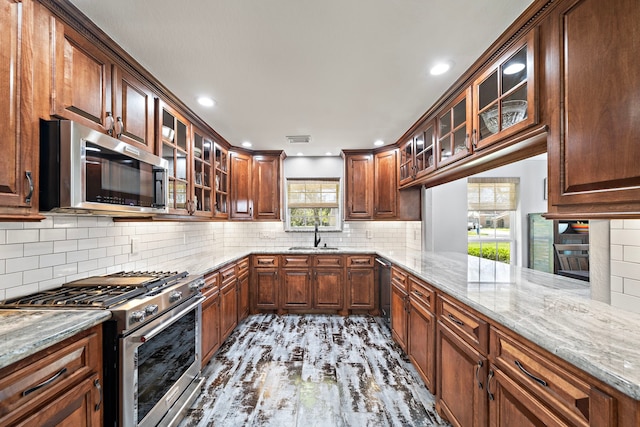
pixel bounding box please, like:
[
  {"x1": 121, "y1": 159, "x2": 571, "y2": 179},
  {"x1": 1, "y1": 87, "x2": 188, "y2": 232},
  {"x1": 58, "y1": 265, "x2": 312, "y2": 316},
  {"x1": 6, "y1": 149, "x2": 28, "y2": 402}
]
[
  {"x1": 399, "y1": 119, "x2": 436, "y2": 186},
  {"x1": 437, "y1": 88, "x2": 472, "y2": 167},
  {"x1": 213, "y1": 143, "x2": 229, "y2": 218},
  {"x1": 473, "y1": 30, "x2": 536, "y2": 151},
  {"x1": 192, "y1": 127, "x2": 214, "y2": 216},
  {"x1": 159, "y1": 102, "x2": 191, "y2": 213}
]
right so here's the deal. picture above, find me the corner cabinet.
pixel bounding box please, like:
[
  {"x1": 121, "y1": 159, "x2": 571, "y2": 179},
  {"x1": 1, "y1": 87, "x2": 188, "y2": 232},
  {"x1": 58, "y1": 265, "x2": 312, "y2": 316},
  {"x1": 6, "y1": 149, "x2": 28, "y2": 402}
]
[
  {"x1": 0, "y1": 0, "x2": 40, "y2": 219},
  {"x1": 472, "y1": 30, "x2": 537, "y2": 151},
  {"x1": 545, "y1": 0, "x2": 640, "y2": 217}
]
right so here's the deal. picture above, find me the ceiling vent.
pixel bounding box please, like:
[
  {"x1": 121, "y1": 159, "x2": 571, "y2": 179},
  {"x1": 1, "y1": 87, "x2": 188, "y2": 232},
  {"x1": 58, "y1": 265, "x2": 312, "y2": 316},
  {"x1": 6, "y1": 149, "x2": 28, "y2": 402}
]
[{"x1": 286, "y1": 135, "x2": 311, "y2": 144}]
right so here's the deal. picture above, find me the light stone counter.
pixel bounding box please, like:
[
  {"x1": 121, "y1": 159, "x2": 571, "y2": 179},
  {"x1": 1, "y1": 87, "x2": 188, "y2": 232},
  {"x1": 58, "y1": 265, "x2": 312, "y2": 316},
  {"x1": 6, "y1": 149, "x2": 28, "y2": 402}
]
[
  {"x1": 377, "y1": 249, "x2": 640, "y2": 401},
  {"x1": 0, "y1": 309, "x2": 111, "y2": 370}
]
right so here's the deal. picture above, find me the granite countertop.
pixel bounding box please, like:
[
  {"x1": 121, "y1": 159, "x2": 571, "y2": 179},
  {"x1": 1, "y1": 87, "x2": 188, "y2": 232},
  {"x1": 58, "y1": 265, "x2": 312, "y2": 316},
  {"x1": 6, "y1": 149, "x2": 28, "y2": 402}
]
[
  {"x1": 0, "y1": 309, "x2": 111, "y2": 370},
  {"x1": 377, "y1": 249, "x2": 640, "y2": 401}
]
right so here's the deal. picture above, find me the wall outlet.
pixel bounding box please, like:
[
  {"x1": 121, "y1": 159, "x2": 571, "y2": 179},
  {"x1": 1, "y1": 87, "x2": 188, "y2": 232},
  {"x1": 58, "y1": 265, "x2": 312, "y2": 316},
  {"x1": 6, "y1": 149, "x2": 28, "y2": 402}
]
[{"x1": 366, "y1": 230, "x2": 373, "y2": 239}]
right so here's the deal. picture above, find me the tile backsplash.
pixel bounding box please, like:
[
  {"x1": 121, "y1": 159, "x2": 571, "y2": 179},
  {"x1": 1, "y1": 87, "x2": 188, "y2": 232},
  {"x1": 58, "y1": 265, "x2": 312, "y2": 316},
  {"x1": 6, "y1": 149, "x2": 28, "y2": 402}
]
[
  {"x1": 610, "y1": 219, "x2": 640, "y2": 314},
  {"x1": 0, "y1": 216, "x2": 421, "y2": 301}
]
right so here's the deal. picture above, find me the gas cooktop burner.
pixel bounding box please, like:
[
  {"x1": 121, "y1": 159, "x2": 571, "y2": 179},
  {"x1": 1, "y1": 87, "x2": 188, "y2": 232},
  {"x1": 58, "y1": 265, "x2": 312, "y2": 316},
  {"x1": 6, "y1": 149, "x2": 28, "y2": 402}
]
[{"x1": 0, "y1": 270, "x2": 190, "y2": 308}]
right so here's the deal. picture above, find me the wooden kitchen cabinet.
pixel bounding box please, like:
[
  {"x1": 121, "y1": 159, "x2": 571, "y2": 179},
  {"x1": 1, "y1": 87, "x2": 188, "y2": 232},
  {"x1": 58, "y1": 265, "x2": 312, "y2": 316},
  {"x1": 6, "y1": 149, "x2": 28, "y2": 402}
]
[
  {"x1": 345, "y1": 153, "x2": 374, "y2": 219},
  {"x1": 437, "y1": 87, "x2": 472, "y2": 167},
  {"x1": 437, "y1": 321, "x2": 488, "y2": 427},
  {"x1": 390, "y1": 266, "x2": 409, "y2": 351},
  {"x1": 252, "y1": 154, "x2": 281, "y2": 220},
  {"x1": 0, "y1": 0, "x2": 40, "y2": 219},
  {"x1": 346, "y1": 255, "x2": 376, "y2": 312},
  {"x1": 213, "y1": 143, "x2": 229, "y2": 218},
  {"x1": 545, "y1": 0, "x2": 640, "y2": 217},
  {"x1": 201, "y1": 271, "x2": 221, "y2": 367},
  {"x1": 281, "y1": 268, "x2": 312, "y2": 310},
  {"x1": 399, "y1": 119, "x2": 436, "y2": 186},
  {"x1": 251, "y1": 255, "x2": 280, "y2": 312},
  {"x1": 344, "y1": 149, "x2": 420, "y2": 221},
  {"x1": 472, "y1": 30, "x2": 537, "y2": 151},
  {"x1": 159, "y1": 101, "x2": 192, "y2": 214},
  {"x1": 407, "y1": 276, "x2": 436, "y2": 392},
  {"x1": 312, "y1": 255, "x2": 344, "y2": 311},
  {"x1": 51, "y1": 21, "x2": 155, "y2": 152},
  {"x1": 192, "y1": 126, "x2": 215, "y2": 216},
  {"x1": 219, "y1": 263, "x2": 238, "y2": 341},
  {"x1": 230, "y1": 151, "x2": 253, "y2": 220},
  {"x1": 279, "y1": 255, "x2": 344, "y2": 312},
  {"x1": 237, "y1": 257, "x2": 250, "y2": 322},
  {"x1": 0, "y1": 324, "x2": 103, "y2": 426}
]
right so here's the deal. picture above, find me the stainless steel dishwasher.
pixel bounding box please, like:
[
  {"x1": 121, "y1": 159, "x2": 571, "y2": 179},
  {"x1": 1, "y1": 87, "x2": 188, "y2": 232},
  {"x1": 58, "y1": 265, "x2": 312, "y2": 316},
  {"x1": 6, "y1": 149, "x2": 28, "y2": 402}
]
[{"x1": 376, "y1": 257, "x2": 392, "y2": 326}]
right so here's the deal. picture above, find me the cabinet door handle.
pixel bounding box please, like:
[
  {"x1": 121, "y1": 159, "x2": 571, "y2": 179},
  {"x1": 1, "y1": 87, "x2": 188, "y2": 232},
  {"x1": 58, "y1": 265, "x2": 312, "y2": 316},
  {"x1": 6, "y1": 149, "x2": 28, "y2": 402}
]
[
  {"x1": 472, "y1": 129, "x2": 478, "y2": 149},
  {"x1": 116, "y1": 116, "x2": 124, "y2": 139},
  {"x1": 94, "y1": 378, "x2": 103, "y2": 411},
  {"x1": 465, "y1": 133, "x2": 470, "y2": 151},
  {"x1": 274, "y1": 272, "x2": 278, "y2": 281},
  {"x1": 447, "y1": 313, "x2": 465, "y2": 327},
  {"x1": 22, "y1": 367, "x2": 67, "y2": 396},
  {"x1": 25, "y1": 171, "x2": 33, "y2": 204},
  {"x1": 487, "y1": 369, "x2": 495, "y2": 400},
  {"x1": 412, "y1": 290, "x2": 424, "y2": 297},
  {"x1": 105, "y1": 112, "x2": 115, "y2": 135},
  {"x1": 348, "y1": 271, "x2": 351, "y2": 280},
  {"x1": 475, "y1": 360, "x2": 483, "y2": 389},
  {"x1": 515, "y1": 360, "x2": 548, "y2": 387}
]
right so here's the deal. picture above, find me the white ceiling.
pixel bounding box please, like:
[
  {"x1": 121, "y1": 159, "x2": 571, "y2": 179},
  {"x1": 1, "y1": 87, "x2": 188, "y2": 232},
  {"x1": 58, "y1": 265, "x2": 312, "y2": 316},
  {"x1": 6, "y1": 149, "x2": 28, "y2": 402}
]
[{"x1": 68, "y1": 0, "x2": 534, "y2": 157}]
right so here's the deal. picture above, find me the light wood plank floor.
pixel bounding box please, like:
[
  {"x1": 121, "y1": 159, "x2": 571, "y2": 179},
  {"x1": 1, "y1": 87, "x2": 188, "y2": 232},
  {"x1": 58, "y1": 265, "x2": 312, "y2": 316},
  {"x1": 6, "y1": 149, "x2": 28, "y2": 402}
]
[{"x1": 179, "y1": 314, "x2": 450, "y2": 427}]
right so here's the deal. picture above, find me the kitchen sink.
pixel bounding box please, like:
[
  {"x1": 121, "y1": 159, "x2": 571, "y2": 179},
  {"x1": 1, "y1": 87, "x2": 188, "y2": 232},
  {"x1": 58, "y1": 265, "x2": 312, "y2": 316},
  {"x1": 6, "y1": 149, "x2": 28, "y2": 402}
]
[{"x1": 288, "y1": 246, "x2": 339, "y2": 251}]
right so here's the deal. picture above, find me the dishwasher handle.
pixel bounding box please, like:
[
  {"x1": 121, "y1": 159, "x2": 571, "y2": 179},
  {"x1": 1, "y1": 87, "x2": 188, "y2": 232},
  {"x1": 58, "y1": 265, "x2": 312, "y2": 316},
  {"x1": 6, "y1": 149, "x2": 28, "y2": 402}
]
[{"x1": 376, "y1": 258, "x2": 392, "y2": 268}]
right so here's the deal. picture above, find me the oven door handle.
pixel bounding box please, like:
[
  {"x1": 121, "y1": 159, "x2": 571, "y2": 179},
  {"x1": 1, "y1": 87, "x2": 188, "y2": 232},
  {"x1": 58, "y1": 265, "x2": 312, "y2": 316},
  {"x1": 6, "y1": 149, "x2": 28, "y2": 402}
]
[{"x1": 137, "y1": 296, "x2": 204, "y2": 343}]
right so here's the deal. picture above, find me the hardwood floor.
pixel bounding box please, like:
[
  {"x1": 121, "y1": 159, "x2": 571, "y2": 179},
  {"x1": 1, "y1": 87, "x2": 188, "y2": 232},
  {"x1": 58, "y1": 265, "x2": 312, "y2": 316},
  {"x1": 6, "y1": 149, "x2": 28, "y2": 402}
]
[{"x1": 180, "y1": 314, "x2": 450, "y2": 427}]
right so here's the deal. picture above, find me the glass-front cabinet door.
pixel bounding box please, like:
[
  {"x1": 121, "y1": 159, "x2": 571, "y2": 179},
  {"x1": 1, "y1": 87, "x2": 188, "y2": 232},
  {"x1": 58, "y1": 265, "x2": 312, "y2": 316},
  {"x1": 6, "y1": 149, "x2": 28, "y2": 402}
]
[
  {"x1": 473, "y1": 30, "x2": 536, "y2": 150},
  {"x1": 414, "y1": 119, "x2": 436, "y2": 179},
  {"x1": 437, "y1": 88, "x2": 472, "y2": 167},
  {"x1": 213, "y1": 143, "x2": 229, "y2": 218},
  {"x1": 159, "y1": 103, "x2": 191, "y2": 213},
  {"x1": 399, "y1": 137, "x2": 415, "y2": 186},
  {"x1": 192, "y1": 127, "x2": 213, "y2": 216}
]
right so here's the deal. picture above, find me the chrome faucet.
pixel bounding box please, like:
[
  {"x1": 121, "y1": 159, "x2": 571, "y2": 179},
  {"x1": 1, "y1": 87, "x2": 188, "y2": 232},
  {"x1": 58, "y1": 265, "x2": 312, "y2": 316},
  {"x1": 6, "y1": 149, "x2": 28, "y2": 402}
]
[{"x1": 314, "y1": 223, "x2": 321, "y2": 247}]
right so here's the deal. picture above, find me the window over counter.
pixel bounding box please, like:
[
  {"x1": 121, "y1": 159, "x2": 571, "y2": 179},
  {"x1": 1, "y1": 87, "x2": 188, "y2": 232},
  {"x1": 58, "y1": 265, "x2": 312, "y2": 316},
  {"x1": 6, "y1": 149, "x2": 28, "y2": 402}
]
[
  {"x1": 285, "y1": 178, "x2": 342, "y2": 231},
  {"x1": 467, "y1": 177, "x2": 519, "y2": 264}
]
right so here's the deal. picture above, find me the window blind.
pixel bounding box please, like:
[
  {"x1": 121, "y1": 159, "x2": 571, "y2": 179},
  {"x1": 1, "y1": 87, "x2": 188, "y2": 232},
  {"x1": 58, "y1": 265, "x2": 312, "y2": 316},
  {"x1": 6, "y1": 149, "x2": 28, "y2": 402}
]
[
  {"x1": 467, "y1": 177, "x2": 519, "y2": 211},
  {"x1": 287, "y1": 179, "x2": 339, "y2": 209}
]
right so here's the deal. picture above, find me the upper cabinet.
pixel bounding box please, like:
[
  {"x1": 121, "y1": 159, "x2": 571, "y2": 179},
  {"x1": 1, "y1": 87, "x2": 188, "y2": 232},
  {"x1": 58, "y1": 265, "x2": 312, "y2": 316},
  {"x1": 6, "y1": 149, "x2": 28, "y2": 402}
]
[
  {"x1": 252, "y1": 154, "x2": 281, "y2": 221},
  {"x1": 50, "y1": 21, "x2": 156, "y2": 152},
  {"x1": 545, "y1": 0, "x2": 640, "y2": 217},
  {"x1": 0, "y1": 0, "x2": 40, "y2": 219},
  {"x1": 192, "y1": 126, "x2": 214, "y2": 217},
  {"x1": 229, "y1": 151, "x2": 253, "y2": 220},
  {"x1": 159, "y1": 101, "x2": 192, "y2": 214},
  {"x1": 399, "y1": 119, "x2": 436, "y2": 186},
  {"x1": 472, "y1": 30, "x2": 537, "y2": 151},
  {"x1": 345, "y1": 153, "x2": 374, "y2": 219},
  {"x1": 213, "y1": 143, "x2": 229, "y2": 219},
  {"x1": 437, "y1": 88, "x2": 472, "y2": 168}
]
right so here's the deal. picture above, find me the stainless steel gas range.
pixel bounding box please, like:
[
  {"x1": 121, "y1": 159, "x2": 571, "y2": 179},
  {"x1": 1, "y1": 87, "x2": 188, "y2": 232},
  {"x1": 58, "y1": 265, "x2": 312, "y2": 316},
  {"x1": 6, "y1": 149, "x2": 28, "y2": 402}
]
[{"x1": 1, "y1": 271, "x2": 205, "y2": 427}]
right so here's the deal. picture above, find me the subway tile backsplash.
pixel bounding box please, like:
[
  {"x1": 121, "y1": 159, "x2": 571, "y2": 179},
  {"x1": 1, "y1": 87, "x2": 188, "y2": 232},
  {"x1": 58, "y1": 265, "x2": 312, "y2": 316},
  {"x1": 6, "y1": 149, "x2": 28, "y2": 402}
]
[
  {"x1": 610, "y1": 219, "x2": 640, "y2": 314},
  {"x1": 0, "y1": 216, "x2": 421, "y2": 301}
]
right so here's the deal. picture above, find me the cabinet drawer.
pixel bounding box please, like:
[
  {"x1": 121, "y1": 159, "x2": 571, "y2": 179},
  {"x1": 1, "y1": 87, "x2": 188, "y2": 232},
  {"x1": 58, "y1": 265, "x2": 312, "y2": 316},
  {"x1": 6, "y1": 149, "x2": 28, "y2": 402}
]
[
  {"x1": 202, "y1": 271, "x2": 219, "y2": 298},
  {"x1": 0, "y1": 326, "x2": 101, "y2": 424},
  {"x1": 314, "y1": 255, "x2": 343, "y2": 268},
  {"x1": 253, "y1": 255, "x2": 279, "y2": 268},
  {"x1": 282, "y1": 255, "x2": 310, "y2": 268},
  {"x1": 491, "y1": 328, "x2": 612, "y2": 426},
  {"x1": 408, "y1": 276, "x2": 434, "y2": 312},
  {"x1": 438, "y1": 295, "x2": 488, "y2": 353},
  {"x1": 220, "y1": 264, "x2": 236, "y2": 286},
  {"x1": 346, "y1": 255, "x2": 374, "y2": 268},
  {"x1": 391, "y1": 266, "x2": 408, "y2": 291},
  {"x1": 237, "y1": 257, "x2": 249, "y2": 276}
]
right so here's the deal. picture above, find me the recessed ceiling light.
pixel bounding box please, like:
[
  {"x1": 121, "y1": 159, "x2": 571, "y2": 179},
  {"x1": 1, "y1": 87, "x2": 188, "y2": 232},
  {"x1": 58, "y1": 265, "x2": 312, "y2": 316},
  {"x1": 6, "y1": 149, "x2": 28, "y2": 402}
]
[
  {"x1": 242, "y1": 141, "x2": 252, "y2": 147},
  {"x1": 325, "y1": 152, "x2": 332, "y2": 156},
  {"x1": 374, "y1": 140, "x2": 384, "y2": 146},
  {"x1": 503, "y1": 63, "x2": 525, "y2": 75},
  {"x1": 197, "y1": 96, "x2": 215, "y2": 107},
  {"x1": 430, "y1": 62, "x2": 452, "y2": 76},
  {"x1": 297, "y1": 152, "x2": 304, "y2": 156}
]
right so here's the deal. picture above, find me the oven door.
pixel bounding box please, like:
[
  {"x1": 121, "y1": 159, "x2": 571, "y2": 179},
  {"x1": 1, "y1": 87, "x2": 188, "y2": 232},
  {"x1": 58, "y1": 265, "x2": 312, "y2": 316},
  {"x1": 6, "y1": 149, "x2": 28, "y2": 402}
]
[{"x1": 120, "y1": 296, "x2": 203, "y2": 427}]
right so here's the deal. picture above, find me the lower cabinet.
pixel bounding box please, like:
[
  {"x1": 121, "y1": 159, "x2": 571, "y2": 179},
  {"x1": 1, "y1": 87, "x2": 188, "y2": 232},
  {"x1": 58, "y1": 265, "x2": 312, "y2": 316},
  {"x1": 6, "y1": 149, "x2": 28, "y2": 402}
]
[
  {"x1": 346, "y1": 255, "x2": 376, "y2": 312},
  {"x1": 0, "y1": 325, "x2": 103, "y2": 426},
  {"x1": 219, "y1": 263, "x2": 238, "y2": 341},
  {"x1": 237, "y1": 258, "x2": 250, "y2": 322},
  {"x1": 281, "y1": 269, "x2": 312, "y2": 310},
  {"x1": 390, "y1": 266, "x2": 409, "y2": 351},
  {"x1": 314, "y1": 268, "x2": 344, "y2": 310},
  {"x1": 201, "y1": 272, "x2": 221, "y2": 367},
  {"x1": 408, "y1": 289, "x2": 435, "y2": 392},
  {"x1": 436, "y1": 321, "x2": 488, "y2": 427}
]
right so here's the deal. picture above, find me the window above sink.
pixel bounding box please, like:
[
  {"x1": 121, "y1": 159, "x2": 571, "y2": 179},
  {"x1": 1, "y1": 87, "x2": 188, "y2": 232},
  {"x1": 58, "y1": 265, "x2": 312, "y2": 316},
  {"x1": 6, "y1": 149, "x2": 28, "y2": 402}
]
[{"x1": 284, "y1": 178, "x2": 343, "y2": 232}]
